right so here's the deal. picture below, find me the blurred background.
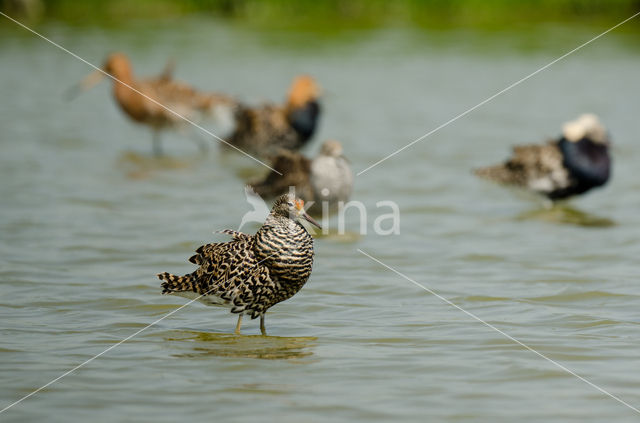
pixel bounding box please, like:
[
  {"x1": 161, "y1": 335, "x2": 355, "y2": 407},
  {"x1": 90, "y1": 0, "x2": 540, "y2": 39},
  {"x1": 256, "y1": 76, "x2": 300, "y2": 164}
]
[
  {"x1": 4, "y1": 0, "x2": 640, "y2": 28},
  {"x1": 1, "y1": 1, "x2": 640, "y2": 422}
]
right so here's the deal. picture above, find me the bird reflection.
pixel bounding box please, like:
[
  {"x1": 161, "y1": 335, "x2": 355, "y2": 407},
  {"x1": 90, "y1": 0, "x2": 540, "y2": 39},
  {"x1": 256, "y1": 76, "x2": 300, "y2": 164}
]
[
  {"x1": 516, "y1": 203, "x2": 615, "y2": 228},
  {"x1": 115, "y1": 151, "x2": 203, "y2": 179},
  {"x1": 166, "y1": 331, "x2": 316, "y2": 361}
]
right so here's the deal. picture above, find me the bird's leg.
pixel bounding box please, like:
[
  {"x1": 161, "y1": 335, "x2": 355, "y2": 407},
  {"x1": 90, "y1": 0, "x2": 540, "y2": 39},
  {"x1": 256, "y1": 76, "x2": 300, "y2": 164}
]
[
  {"x1": 234, "y1": 314, "x2": 243, "y2": 335},
  {"x1": 152, "y1": 130, "x2": 163, "y2": 157},
  {"x1": 260, "y1": 315, "x2": 267, "y2": 336}
]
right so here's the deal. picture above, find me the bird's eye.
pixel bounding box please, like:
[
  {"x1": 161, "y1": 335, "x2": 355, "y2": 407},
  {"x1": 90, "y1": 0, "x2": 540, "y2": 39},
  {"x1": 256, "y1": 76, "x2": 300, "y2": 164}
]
[{"x1": 287, "y1": 201, "x2": 295, "y2": 207}]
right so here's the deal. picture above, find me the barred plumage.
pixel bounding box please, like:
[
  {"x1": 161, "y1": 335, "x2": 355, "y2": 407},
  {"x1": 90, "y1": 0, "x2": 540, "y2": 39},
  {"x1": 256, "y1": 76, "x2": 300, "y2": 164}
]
[{"x1": 158, "y1": 193, "x2": 320, "y2": 335}]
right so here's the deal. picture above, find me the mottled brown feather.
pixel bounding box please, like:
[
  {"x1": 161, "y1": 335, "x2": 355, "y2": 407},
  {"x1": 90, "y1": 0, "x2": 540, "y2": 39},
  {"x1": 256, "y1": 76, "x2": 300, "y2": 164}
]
[
  {"x1": 228, "y1": 104, "x2": 302, "y2": 157},
  {"x1": 475, "y1": 140, "x2": 569, "y2": 193},
  {"x1": 249, "y1": 149, "x2": 313, "y2": 200}
]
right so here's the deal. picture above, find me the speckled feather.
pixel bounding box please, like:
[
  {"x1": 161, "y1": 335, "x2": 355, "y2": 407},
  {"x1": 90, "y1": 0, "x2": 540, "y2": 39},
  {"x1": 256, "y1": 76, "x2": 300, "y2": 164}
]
[
  {"x1": 228, "y1": 103, "x2": 317, "y2": 157},
  {"x1": 475, "y1": 141, "x2": 570, "y2": 195},
  {"x1": 225, "y1": 76, "x2": 321, "y2": 158},
  {"x1": 136, "y1": 78, "x2": 235, "y2": 127},
  {"x1": 158, "y1": 195, "x2": 315, "y2": 319}
]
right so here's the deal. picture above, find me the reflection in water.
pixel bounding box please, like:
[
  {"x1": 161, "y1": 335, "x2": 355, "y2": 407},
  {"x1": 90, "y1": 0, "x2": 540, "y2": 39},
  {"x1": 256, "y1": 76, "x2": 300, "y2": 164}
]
[
  {"x1": 166, "y1": 331, "x2": 316, "y2": 361},
  {"x1": 116, "y1": 151, "x2": 203, "y2": 179},
  {"x1": 516, "y1": 204, "x2": 615, "y2": 228},
  {"x1": 226, "y1": 383, "x2": 297, "y2": 395},
  {"x1": 233, "y1": 163, "x2": 266, "y2": 182}
]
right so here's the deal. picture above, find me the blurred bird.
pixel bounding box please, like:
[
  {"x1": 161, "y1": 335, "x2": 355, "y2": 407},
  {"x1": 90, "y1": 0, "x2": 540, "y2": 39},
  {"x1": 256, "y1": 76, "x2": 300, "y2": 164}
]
[
  {"x1": 475, "y1": 114, "x2": 611, "y2": 201},
  {"x1": 250, "y1": 149, "x2": 313, "y2": 202},
  {"x1": 226, "y1": 75, "x2": 321, "y2": 158},
  {"x1": 158, "y1": 193, "x2": 320, "y2": 335},
  {"x1": 69, "y1": 52, "x2": 237, "y2": 156},
  {"x1": 250, "y1": 140, "x2": 353, "y2": 214}
]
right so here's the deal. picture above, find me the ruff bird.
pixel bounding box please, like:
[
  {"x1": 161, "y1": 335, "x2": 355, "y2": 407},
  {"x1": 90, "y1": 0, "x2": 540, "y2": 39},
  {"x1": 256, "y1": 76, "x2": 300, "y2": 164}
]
[
  {"x1": 158, "y1": 193, "x2": 320, "y2": 335},
  {"x1": 226, "y1": 75, "x2": 321, "y2": 158},
  {"x1": 475, "y1": 114, "x2": 611, "y2": 201}
]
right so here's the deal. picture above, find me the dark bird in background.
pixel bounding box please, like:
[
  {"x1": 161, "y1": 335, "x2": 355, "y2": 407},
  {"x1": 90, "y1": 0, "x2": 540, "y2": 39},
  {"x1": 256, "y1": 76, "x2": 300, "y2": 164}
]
[
  {"x1": 226, "y1": 75, "x2": 321, "y2": 158},
  {"x1": 158, "y1": 193, "x2": 320, "y2": 336},
  {"x1": 251, "y1": 148, "x2": 314, "y2": 203},
  {"x1": 69, "y1": 52, "x2": 237, "y2": 156},
  {"x1": 250, "y1": 140, "x2": 353, "y2": 214},
  {"x1": 475, "y1": 114, "x2": 611, "y2": 201}
]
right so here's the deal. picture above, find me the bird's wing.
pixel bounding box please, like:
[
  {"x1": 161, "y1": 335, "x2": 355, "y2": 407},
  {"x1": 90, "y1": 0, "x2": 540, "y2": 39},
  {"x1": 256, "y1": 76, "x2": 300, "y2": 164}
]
[
  {"x1": 476, "y1": 141, "x2": 569, "y2": 194},
  {"x1": 143, "y1": 78, "x2": 226, "y2": 122},
  {"x1": 188, "y1": 237, "x2": 275, "y2": 317},
  {"x1": 189, "y1": 237, "x2": 256, "y2": 292},
  {"x1": 216, "y1": 229, "x2": 252, "y2": 241},
  {"x1": 230, "y1": 103, "x2": 291, "y2": 151},
  {"x1": 132, "y1": 79, "x2": 193, "y2": 123},
  {"x1": 510, "y1": 142, "x2": 569, "y2": 192}
]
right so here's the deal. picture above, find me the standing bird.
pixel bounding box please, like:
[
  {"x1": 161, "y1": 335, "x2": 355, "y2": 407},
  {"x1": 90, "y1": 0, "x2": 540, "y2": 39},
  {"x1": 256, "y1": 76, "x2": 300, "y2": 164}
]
[
  {"x1": 71, "y1": 52, "x2": 237, "y2": 156},
  {"x1": 158, "y1": 193, "x2": 320, "y2": 335},
  {"x1": 475, "y1": 114, "x2": 611, "y2": 201},
  {"x1": 226, "y1": 75, "x2": 321, "y2": 158},
  {"x1": 250, "y1": 140, "x2": 353, "y2": 214}
]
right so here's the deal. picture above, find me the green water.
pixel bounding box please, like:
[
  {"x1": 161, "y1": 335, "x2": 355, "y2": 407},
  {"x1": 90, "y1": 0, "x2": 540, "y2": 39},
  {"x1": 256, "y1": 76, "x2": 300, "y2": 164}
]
[{"x1": 1, "y1": 17, "x2": 640, "y2": 422}]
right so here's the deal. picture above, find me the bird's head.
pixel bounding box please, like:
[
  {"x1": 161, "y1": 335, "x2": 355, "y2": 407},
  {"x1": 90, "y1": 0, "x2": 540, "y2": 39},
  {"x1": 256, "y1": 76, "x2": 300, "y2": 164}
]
[
  {"x1": 102, "y1": 52, "x2": 132, "y2": 79},
  {"x1": 319, "y1": 140, "x2": 344, "y2": 157},
  {"x1": 286, "y1": 75, "x2": 321, "y2": 109},
  {"x1": 67, "y1": 52, "x2": 133, "y2": 100},
  {"x1": 562, "y1": 113, "x2": 609, "y2": 145},
  {"x1": 272, "y1": 193, "x2": 321, "y2": 229}
]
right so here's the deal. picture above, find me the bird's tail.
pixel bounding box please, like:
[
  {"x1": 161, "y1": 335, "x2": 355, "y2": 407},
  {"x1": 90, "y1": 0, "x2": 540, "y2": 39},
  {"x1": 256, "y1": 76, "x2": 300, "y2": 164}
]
[
  {"x1": 158, "y1": 272, "x2": 196, "y2": 294},
  {"x1": 474, "y1": 164, "x2": 511, "y2": 184}
]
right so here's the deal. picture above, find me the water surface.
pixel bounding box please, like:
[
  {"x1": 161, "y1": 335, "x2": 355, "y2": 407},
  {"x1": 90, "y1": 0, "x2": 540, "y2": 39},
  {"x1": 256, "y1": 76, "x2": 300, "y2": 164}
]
[{"x1": 1, "y1": 18, "x2": 640, "y2": 422}]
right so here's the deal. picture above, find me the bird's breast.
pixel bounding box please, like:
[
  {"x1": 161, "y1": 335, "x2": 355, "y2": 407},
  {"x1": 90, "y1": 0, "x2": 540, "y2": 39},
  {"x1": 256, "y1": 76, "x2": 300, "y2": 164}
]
[{"x1": 255, "y1": 222, "x2": 314, "y2": 281}]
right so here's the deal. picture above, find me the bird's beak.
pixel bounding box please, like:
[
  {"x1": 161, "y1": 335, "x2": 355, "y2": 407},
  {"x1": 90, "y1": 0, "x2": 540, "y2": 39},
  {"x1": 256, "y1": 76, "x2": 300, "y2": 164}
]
[
  {"x1": 301, "y1": 211, "x2": 321, "y2": 229},
  {"x1": 65, "y1": 69, "x2": 105, "y2": 101},
  {"x1": 295, "y1": 199, "x2": 321, "y2": 229},
  {"x1": 80, "y1": 69, "x2": 106, "y2": 91}
]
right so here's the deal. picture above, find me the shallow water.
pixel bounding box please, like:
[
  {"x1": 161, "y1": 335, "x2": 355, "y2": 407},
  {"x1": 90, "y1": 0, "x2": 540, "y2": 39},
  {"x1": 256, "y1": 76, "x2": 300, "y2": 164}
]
[{"x1": 1, "y1": 17, "x2": 640, "y2": 422}]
